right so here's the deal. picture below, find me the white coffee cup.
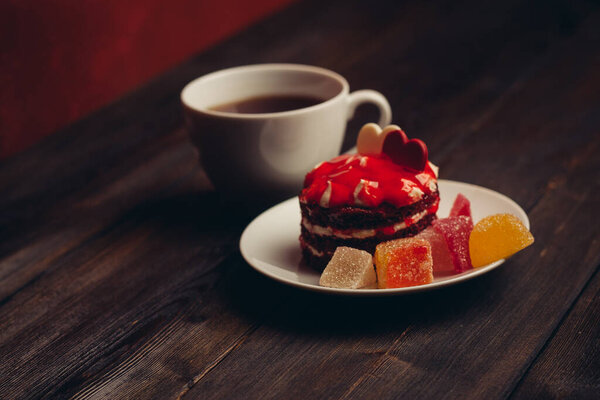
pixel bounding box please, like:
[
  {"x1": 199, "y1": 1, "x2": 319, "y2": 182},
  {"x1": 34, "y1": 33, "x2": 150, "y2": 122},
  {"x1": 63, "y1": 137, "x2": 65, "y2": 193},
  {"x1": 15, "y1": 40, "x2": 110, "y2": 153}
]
[{"x1": 181, "y1": 64, "x2": 391, "y2": 202}]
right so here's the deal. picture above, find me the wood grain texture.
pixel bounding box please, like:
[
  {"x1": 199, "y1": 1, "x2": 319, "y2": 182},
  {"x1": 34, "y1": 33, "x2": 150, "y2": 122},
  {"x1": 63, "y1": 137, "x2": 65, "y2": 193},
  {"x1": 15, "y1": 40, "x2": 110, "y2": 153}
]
[
  {"x1": 1, "y1": 0, "x2": 599, "y2": 399},
  {"x1": 510, "y1": 267, "x2": 600, "y2": 399}
]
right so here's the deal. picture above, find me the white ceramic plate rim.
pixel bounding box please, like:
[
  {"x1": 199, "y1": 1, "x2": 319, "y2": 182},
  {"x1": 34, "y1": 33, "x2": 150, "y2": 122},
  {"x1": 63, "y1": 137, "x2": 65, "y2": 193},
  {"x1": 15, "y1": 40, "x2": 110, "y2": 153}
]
[{"x1": 240, "y1": 179, "x2": 530, "y2": 296}]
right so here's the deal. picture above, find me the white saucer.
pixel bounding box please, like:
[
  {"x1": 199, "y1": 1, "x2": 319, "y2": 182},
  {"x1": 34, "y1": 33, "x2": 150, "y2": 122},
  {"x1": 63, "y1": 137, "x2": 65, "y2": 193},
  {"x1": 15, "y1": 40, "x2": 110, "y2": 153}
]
[{"x1": 239, "y1": 179, "x2": 530, "y2": 296}]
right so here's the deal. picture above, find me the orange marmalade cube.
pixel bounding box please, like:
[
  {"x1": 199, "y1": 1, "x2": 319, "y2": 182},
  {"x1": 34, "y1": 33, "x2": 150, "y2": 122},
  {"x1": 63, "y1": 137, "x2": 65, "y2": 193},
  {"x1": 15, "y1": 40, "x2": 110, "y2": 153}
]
[{"x1": 375, "y1": 238, "x2": 434, "y2": 288}]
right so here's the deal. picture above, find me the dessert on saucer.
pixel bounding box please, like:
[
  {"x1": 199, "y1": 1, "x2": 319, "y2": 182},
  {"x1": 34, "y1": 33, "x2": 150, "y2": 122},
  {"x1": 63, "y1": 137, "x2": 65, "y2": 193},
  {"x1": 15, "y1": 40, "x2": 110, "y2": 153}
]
[
  {"x1": 297, "y1": 123, "x2": 534, "y2": 289},
  {"x1": 299, "y1": 123, "x2": 439, "y2": 271}
]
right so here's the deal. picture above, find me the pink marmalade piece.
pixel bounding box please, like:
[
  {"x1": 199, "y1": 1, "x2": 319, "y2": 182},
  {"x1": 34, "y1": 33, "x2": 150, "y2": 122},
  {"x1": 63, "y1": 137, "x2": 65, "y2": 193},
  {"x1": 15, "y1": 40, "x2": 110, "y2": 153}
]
[
  {"x1": 415, "y1": 226, "x2": 454, "y2": 274},
  {"x1": 432, "y1": 216, "x2": 474, "y2": 272},
  {"x1": 301, "y1": 154, "x2": 438, "y2": 208},
  {"x1": 449, "y1": 193, "x2": 472, "y2": 218}
]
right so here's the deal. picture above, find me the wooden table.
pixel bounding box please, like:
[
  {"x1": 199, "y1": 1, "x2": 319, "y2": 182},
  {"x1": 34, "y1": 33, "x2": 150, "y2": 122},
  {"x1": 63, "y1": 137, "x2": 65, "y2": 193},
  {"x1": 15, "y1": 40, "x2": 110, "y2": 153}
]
[{"x1": 2, "y1": 0, "x2": 599, "y2": 398}]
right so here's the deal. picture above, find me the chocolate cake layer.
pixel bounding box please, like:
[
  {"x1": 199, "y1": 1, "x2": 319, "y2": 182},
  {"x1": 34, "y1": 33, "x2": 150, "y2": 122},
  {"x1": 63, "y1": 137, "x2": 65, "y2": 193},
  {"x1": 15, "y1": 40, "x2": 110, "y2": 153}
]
[
  {"x1": 300, "y1": 191, "x2": 439, "y2": 229},
  {"x1": 301, "y1": 213, "x2": 436, "y2": 250},
  {"x1": 301, "y1": 246, "x2": 330, "y2": 272},
  {"x1": 300, "y1": 214, "x2": 436, "y2": 267},
  {"x1": 300, "y1": 213, "x2": 437, "y2": 271}
]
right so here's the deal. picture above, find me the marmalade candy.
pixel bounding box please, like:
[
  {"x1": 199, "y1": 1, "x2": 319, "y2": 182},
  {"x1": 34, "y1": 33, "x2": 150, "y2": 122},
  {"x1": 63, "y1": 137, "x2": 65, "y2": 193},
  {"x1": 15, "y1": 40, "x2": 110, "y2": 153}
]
[
  {"x1": 469, "y1": 213, "x2": 534, "y2": 268},
  {"x1": 432, "y1": 216, "x2": 474, "y2": 272},
  {"x1": 374, "y1": 238, "x2": 433, "y2": 288},
  {"x1": 449, "y1": 193, "x2": 472, "y2": 218},
  {"x1": 320, "y1": 247, "x2": 377, "y2": 289},
  {"x1": 415, "y1": 226, "x2": 454, "y2": 274}
]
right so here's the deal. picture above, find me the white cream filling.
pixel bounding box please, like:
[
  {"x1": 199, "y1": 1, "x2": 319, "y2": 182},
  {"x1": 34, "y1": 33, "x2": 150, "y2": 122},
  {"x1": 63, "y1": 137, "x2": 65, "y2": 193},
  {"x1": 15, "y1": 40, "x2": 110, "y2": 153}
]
[
  {"x1": 303, "y1": 242, "x2": 326, "y2": 257},
  {"x1": 408, "y1": 186, "x2": 424, "y2": 201},
  {"x1": 319, "y1": 181, "x2": 332, "y2": 208},
  {"x1": 302, "y1": 209, "x2": 429, "y2": 239},
  {"x1": 428, "y1": 180, "x2": 437, "y2": 193}
]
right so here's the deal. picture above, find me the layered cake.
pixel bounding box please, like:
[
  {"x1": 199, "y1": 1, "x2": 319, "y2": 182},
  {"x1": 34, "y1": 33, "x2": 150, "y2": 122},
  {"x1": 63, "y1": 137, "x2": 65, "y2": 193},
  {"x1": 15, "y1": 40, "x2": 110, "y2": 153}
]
[{"x1": 299, "y1": 123, "x2": 440, "y2": 270}]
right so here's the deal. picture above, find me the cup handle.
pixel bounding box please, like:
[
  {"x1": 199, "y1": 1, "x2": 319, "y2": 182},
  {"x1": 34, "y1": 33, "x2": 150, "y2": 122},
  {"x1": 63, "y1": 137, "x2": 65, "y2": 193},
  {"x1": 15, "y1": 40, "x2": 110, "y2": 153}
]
[{"x1": 346, "y1": 89, "x2": 392, "y2": 126}]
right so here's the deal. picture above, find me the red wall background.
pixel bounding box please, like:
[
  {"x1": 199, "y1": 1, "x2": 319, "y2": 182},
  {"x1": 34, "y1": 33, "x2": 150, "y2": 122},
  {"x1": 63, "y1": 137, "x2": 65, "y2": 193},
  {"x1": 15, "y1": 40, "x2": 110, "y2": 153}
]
[{"x1": 0, "y1": 0, "x2": 296, "y2": 159}]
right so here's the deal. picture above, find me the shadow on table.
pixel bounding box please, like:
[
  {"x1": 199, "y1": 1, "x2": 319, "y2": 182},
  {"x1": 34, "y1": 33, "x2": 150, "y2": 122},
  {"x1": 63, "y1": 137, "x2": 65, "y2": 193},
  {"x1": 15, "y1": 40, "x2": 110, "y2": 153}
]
[
  {"x1": 121, "y1": 190, "x2": 502, "y2": 338},
  {"x1": 219, "y1": 250, "x2": 503, "y2": 338}
]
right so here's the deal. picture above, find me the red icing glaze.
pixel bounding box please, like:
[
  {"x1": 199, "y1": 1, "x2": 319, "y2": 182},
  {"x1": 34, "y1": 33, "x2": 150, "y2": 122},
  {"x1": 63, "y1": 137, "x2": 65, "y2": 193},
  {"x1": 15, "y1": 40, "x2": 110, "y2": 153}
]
[
  {"x1": 427, "y1": 197, "x2": 440, "y2": 215},
  {"x1": 379, "y1": 226, "x2": 396, "y2": 236},
  {"x1": 301, "y1": 154, "x2": 438, "y2": 208}
]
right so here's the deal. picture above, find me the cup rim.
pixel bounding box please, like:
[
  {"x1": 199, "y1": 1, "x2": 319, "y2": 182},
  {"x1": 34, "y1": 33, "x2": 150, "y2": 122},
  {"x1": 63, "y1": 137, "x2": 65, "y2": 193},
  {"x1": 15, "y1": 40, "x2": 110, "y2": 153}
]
[{"x1": 180, "y1": 63, "x2": 349, "y2": 119}]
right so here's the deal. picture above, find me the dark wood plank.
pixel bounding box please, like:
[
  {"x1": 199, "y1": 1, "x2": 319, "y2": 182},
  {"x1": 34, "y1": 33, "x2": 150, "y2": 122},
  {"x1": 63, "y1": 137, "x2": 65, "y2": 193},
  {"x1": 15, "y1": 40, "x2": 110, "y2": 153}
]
[
  {"x1": 0, "y1": 0, "x2": 598, "y2": 399},
  {"x1": 510, "y1": 266, "x2": 600, "y2": 399},
  {"x1": 0, "y1": 172, "x2": 242, "y2": 399},
  {"x1": 0, "y1": 130, "x2": 200, "y2": 301},
  {"x1": 181, "y1": 5, "x2": 600, "y2": 400}
]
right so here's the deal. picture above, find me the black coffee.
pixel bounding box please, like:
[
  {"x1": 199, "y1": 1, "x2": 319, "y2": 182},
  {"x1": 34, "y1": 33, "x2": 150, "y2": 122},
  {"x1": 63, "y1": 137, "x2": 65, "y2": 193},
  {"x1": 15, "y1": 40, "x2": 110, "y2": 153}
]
[{"x1": 210, "y1": 94, "x2": 324, "y2": 114}]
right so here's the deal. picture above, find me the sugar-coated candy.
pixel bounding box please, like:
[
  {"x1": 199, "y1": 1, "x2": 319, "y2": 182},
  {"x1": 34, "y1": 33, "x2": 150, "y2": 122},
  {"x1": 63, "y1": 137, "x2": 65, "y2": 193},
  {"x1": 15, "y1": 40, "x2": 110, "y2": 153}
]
[
  {"x1": 432, "y1": 216, "x2": 473, "y2": 272},
  {"x1": 415, "y1": 226, "x2": 455, "y2": 274},
  {"x1": 469, "y1": 213, "x2": 534, "y2": 268},
  {"x1": 449, "y1": 193, "x2": 472, "y2": 218},
  {"x1": 320, "y1": 246, "x2": 377, "y2": 289},
  {"x1": 374, "y1": 238, "x2": 433, "y2": 288}
]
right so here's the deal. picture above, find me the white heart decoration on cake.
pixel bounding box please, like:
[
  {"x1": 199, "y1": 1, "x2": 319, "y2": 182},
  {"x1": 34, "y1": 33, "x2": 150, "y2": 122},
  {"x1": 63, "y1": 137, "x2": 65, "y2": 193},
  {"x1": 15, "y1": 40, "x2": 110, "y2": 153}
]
[{"x1": 356, "y1": 123, "x2": 402, "y2": 155}]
